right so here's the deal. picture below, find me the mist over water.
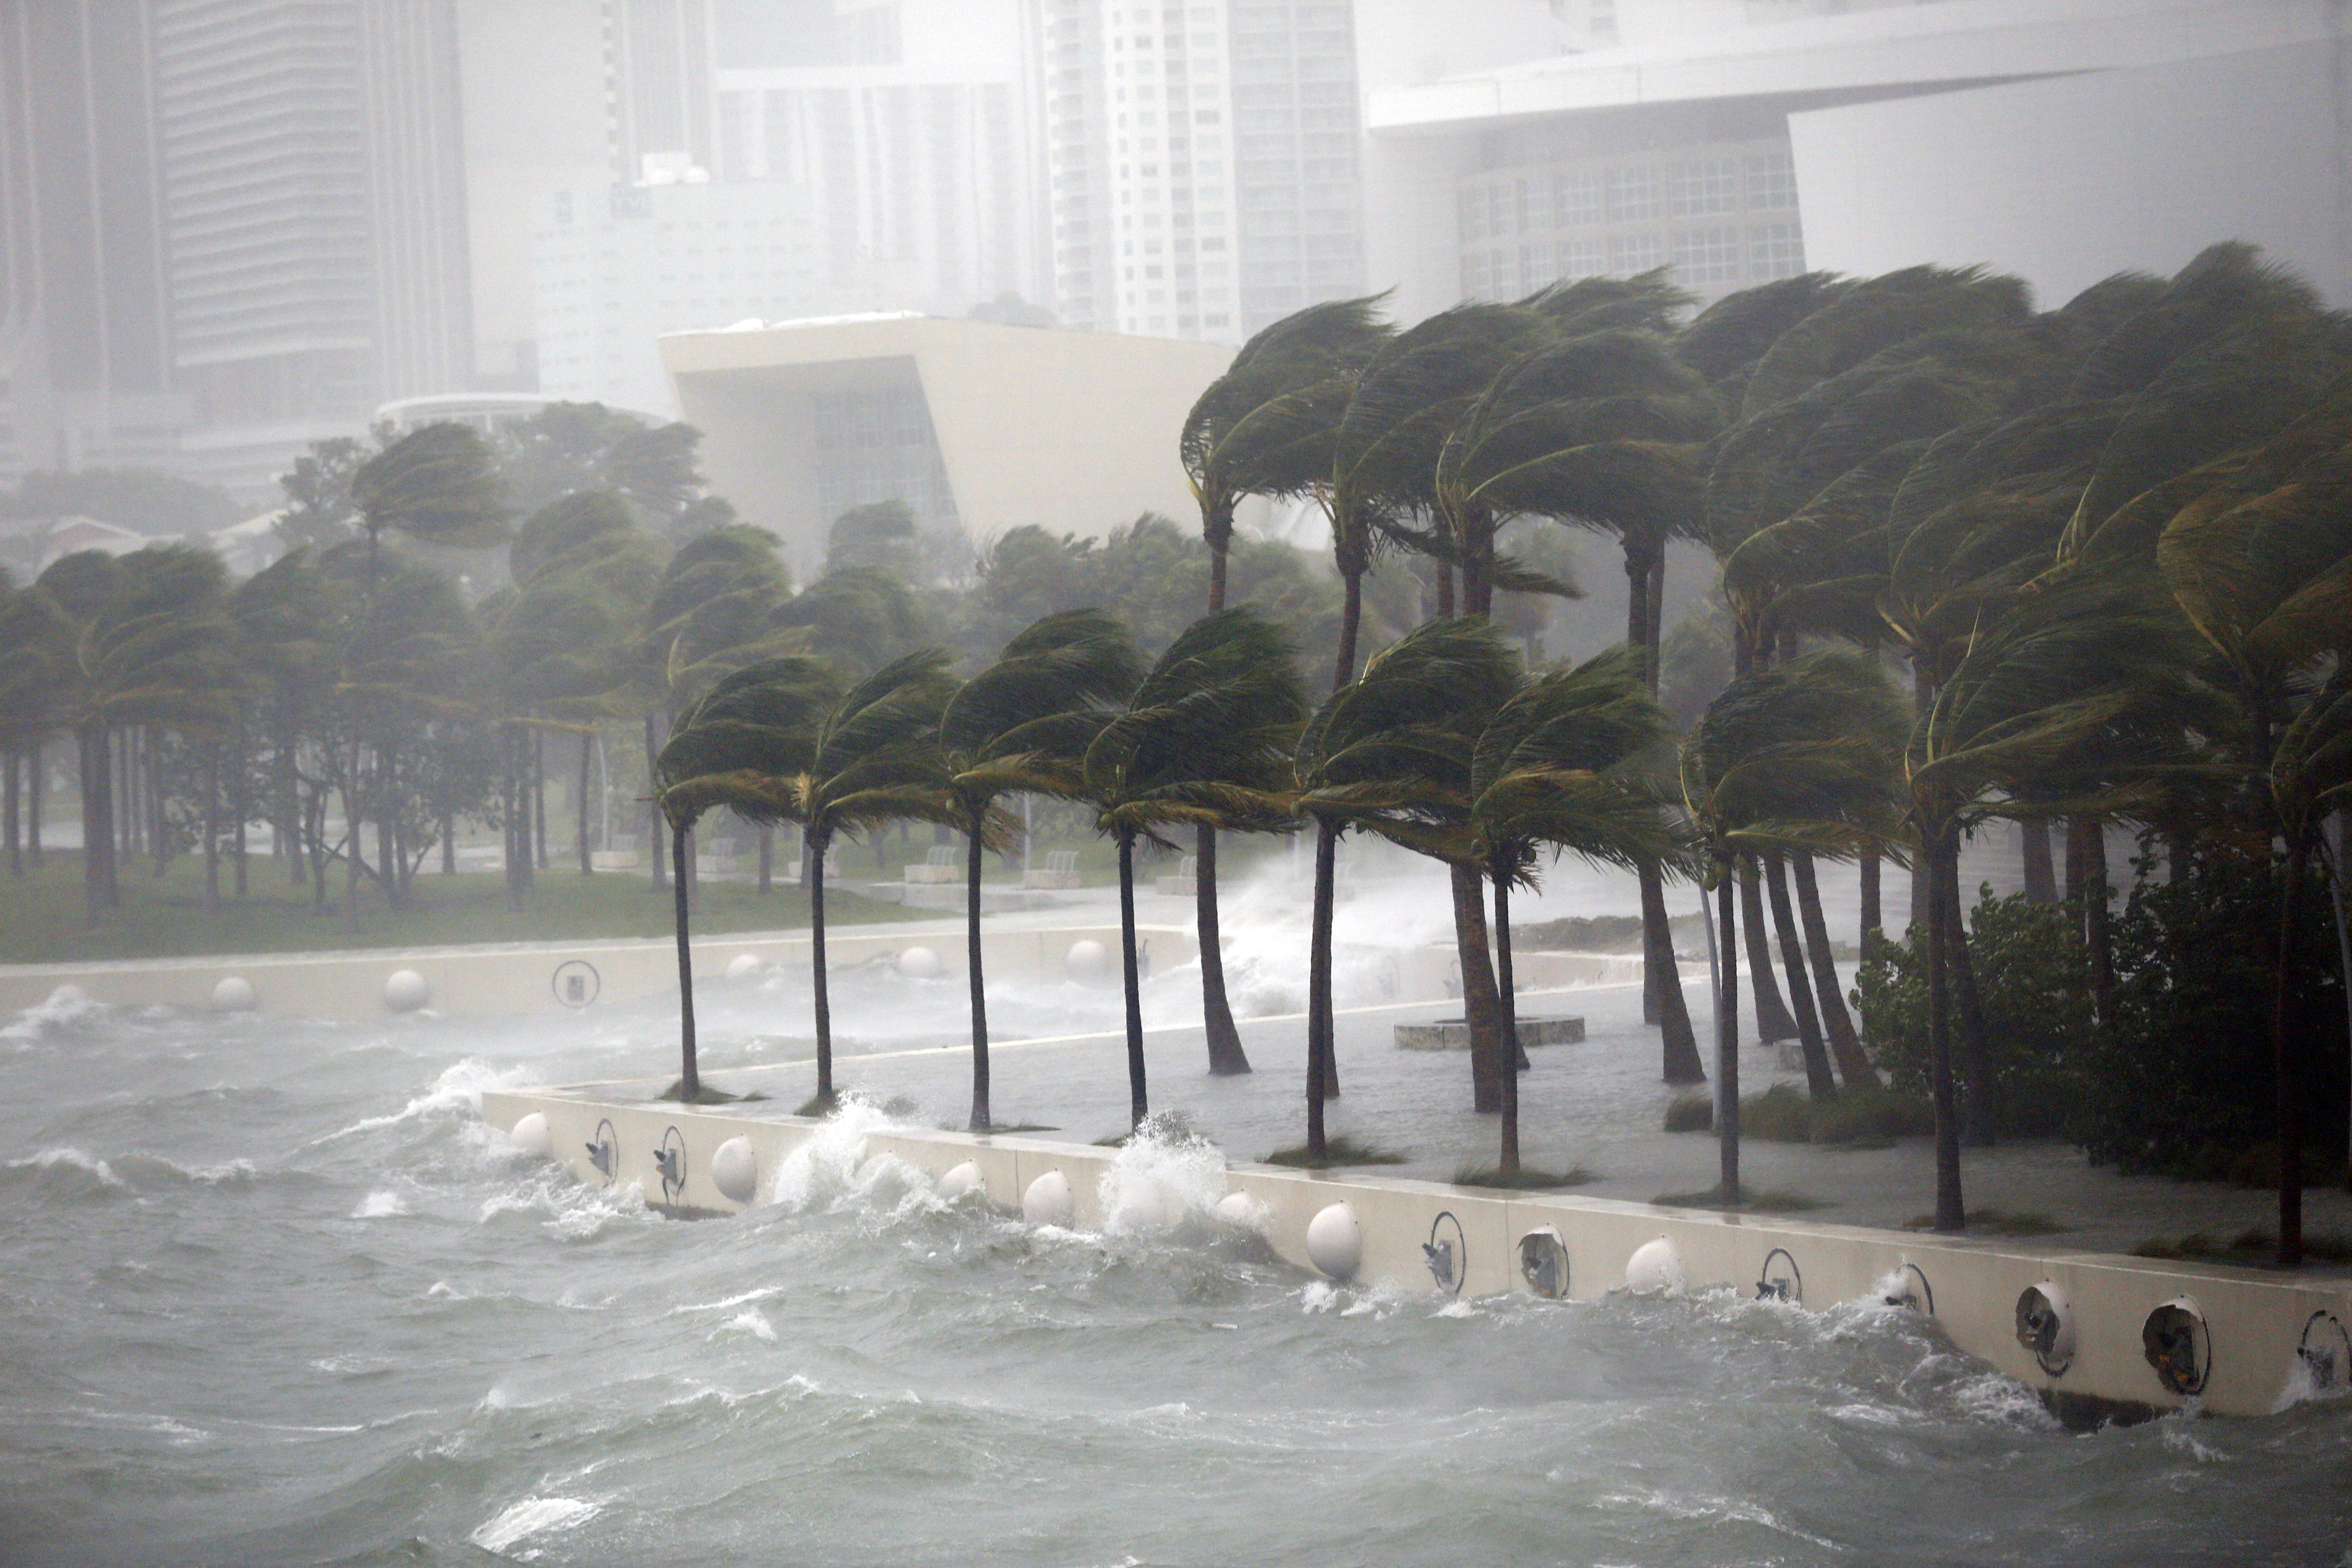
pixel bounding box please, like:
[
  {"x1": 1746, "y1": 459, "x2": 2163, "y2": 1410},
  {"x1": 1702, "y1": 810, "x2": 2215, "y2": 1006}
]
[{"x1": 2, "y1": 980, "x2": 2349, "y2": 1567}]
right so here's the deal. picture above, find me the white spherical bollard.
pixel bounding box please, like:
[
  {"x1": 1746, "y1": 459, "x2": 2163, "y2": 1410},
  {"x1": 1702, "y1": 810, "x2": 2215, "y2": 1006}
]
[
  {"x1": 1022, "y1": 1168, "x2": 1075, "y2": 1227},
  {"x1": 210, "y1": 976, "x2": 258, "y2": 1013},
  {"x1": 937, "y1": 1161, "x2": 985, "y2": 1202},
  {"x1": 710, "y1": 1136, "x2": 759, "y2": 1204},
  {"x1": 383, "y1": 969, "x2": 430, "y2": 1013},
  {"x1": 1064, "y1": 938, "x2": 1110, "y2": 984},
  {"x1": 725, "y1": 952, "x2": 766, "y2": 982},
  {"x1": 1212, "y1": 1190, "x2": 1264, "y2": 1230},
  {"x1": 896, "y1": 945, "x2": 942, "y2": 980},
  {"x1": 1306, "y1": 1202, "x2": 1362, "y2": 1281},
  {"x1": 509, "y1": 1112, "x2": 552, "y2": 1157},
  {"x1": 1624, "y1": 1236, "x2": 1685, "y2": 1296}
]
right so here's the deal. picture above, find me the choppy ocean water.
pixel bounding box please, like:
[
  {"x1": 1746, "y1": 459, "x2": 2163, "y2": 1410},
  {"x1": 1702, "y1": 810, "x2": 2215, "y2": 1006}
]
[{"x1": 2, "y1": 980, "x2": 2350, "y2": 1568}]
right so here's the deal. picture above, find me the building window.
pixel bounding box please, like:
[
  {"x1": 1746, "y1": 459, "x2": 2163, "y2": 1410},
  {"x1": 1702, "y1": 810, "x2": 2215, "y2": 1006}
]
[
  {"x1": 1664, "y1": 160, "x2": 1739, "y2": 217},
  {"x1": 1604, "y1": 166, "x2": 1657, "y2": 222},
  {"x1": 1607, "y1": 232, "x2": 1665, "y2": 273},
  {"x1": 1558, "y1": 237, "x2": 1602, "y2": 280},
  {"x1": 1553, "y1": 170, "x2": 1602, "y2": 226},
  {"x1": 1519, "y1": 241, "x2": 1553, "y2": 290},
  {"x1": 1669, "y1": 225, "x2": 1741, "y2": 284},
  {"x1": 1747, "y1": 150, "x2": 1798, "y2": 210},
  {"x1": 1463, "y1": 250, "x2": 1490, "y2": 297},
  {"x1": 1461, "y1": 186, "x2": 1484, "y2": 241},
  {"x1": 1749, "y1": 220, "x2": 1805, "y2": 279}
]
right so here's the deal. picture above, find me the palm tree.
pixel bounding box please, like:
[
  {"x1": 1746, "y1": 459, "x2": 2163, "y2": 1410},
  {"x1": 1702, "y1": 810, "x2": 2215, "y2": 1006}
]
[
  {"x1": 1078, "y1": 608, "x2": 1307, "y2": 1130},
  {"x1": 773, "y1": 650, "x2": 960, "y2": 1111},
  {"x1": 935, "y1": 610, "x2": 1142, "y2": 1130},
  {"x1": 348, "y1": 422, "x2": 510, "y2": 599},
  {"x1": 1681, "y1": 651, "x2": 1908, "y2": 1206},
  {"x1": 1463, "y1": 649, "x2": 1681, "y2": 1176},
  {"x1": 1291, "y1": 618, "x2": 1520, "y2": 1158},
  {"x1": 1180, "y1": 294, "x2": 1393, "y2": 1078},
  {"x1": 656, "y1": 655, "x2": 842, "y2": 1102}
]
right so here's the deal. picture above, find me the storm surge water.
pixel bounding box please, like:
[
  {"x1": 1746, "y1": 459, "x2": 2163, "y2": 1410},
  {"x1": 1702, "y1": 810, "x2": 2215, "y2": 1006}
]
[{"x1": 2, "y1": 993, "x2": 2349, "y2": 1567}]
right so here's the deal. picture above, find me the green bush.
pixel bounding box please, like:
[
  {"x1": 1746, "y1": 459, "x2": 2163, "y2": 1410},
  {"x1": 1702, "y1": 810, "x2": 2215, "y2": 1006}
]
[
  {"x1": 1810, "y1": 1086, "x2": 1937, "y2": 1147},
  {"x1": 1853, "y1": 887, "x2": 2093, "y2": 1137},
  {"x1": 2076, "y1": 848, "x2": 2347, "y2": 1179},
  {"x1": 1657, "y1": 1083, "x2": 1932, "y2": 1146},
  {"x1": 1663, "y1": 1092, "x2": 1714, "y2": 1132}
]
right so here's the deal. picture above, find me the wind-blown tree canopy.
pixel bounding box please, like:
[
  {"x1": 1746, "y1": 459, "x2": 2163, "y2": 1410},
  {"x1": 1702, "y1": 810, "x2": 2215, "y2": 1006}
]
[
  {"x1": 348, "y1": 422, "x2": 511, "y2": 587},
  {"x1": 935, "y1": 609, "x2": 1143, "y2": 1130},
  {"x1": 1079, "y1": 607, "x2": 1307, "y2": 1128},
  {"x1": 655, "y1": 655, "x2": 843, "y2": 1101}
]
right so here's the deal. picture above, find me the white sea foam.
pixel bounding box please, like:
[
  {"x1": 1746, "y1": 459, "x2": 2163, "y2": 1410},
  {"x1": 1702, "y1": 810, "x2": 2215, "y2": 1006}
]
[
  {"x1": 2, "y1": 985, "x2": 102, "y2": 1046},
  {"x1": 1097, "y1": 1113, "x2": 1228, "y2": 1235},
  {"x1": 469, "y1": 1495, "x2": 600, "y2": 1554},
  {"x1": 351, "y1": 1189, "x2": 409, "y2": 1219},
  {"x1": 309, "y1": 1058, "x2": 532, "y2": 1147},
  {"x1": 765, "y1": 1097, "x2": 906, "y2": 1210},
  {"x1": 717, "y1": 1309, "x2": 777, "y2": 1343},
  {"x1": 9, "y1": 1146, "x2": 125, "y2": 1188}
]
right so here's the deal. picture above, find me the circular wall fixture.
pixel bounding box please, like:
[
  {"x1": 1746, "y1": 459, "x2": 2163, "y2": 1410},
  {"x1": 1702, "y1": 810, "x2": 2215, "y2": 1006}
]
[
  {"x1": 1518, "y1": 1227, "x2": 1569, "y2": 1300},
  {"x1": 1624, "y1": 1236, "x2": 1684, "y2": 1296},
  {"x1": 1306, "y1": 1202, "x2": 1362, "y2": 1280},
  {"x1": 383, "y1": 969, "x2": 431, "y2": 1013},
  {"x1": 710, "y1": 1136, "x2": 759, "y2": 1204},
  {"x1": 652, "y1": 1126, "x2": 687, "y2": 1206},
  {"x1": 1212, "y1": 1190, "x2": 1264, "y2": 1230},
  {"x1": 936, "y1": 1161, "x2": 985, "y2": 1202},
  {"x1": 1022, "y1": 1168, "x2": 1074, "y2": 1227},
  {"x1": 725, "y1": 952, "x2": 766, "y2": 982},
  {"x1": 2297, "y1": 1310, "x2": 2349, "y2": 1395},
  {"x1": 551, "y1": 960, "x2": 600, "y2": 1009},
  {"x1": 2014, "y1": 1281, "x2": 2077, "y2": 1376},
  {"x1": 585, "y1": 1118, "x2": 618, "y2": 1185},
  {"x1": 1756, "y1": 1247, "x2": 1803, "y2": 1303},
  {"x1": 897, "y1": 945, "x2": 942, "y2": 980},
  {"x1": 2143, "y1": 1296, "x2": 2210, "y2": 1396},
  {"x1": 509, "y1": 1112, "x2": 552, "y2": 1158},
  {"x1": 1884, "y1": 1262, "x2": 1936, "y2": 1315},
  {"x1": 1424, "y1": 1210, "x2": 1465, "y2": 1297},
  {"x1": 1064, "y1": 939, "x2": 1110, "y2": 983},
  {"x1": 211, "y1": 976, "x2": 258, "y2": 1013}
]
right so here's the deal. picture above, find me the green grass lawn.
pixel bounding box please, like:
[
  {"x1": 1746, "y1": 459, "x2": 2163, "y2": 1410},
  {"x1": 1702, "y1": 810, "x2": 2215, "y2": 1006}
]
[{"x1": 0, "y1": 851, "x2": 923, "y2": 964}]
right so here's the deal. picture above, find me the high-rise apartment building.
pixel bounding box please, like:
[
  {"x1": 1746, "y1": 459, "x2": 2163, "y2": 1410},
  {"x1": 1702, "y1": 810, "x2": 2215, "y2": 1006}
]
[
  {"x1": 0, "y1": 0, "x2": 185, "y2": 485},
  {"x1": 1041, "y1": 0, "x2": 1365, "y2": 344}
]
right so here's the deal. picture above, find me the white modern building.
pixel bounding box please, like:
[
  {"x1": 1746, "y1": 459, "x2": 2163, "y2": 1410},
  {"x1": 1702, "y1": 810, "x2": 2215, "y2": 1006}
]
[
  {"x1": 534, "y1": 173, "x2": 827, "y2": 415},
  {"x1": 657, "y1": 313, "x2": 1239, "y2": 575},
  {"x1": 1361, "y1": 0, "x2": 2352, "y2": 322}
]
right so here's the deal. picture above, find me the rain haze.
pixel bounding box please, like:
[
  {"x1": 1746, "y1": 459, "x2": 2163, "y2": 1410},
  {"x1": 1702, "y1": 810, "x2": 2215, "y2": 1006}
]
[{"x1": 2, "y1": 1, "x2": 2351, "y2": 1564}]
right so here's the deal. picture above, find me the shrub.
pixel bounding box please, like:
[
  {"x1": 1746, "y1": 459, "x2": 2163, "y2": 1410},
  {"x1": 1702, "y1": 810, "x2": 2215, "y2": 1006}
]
[
  {"x1": 1663, "y1": 1092, "x2": 1714, "y2": 1132},
  {"x1": 1657, "y1": 1084, "x2": 1933, "y2": 1146},
  {"x1": 1854, "y1": 887, "x2": 2093, "y2": 1137},
  {"x1": 1810, "y1": 1086, "x2": 1936, "y2": 1147}
]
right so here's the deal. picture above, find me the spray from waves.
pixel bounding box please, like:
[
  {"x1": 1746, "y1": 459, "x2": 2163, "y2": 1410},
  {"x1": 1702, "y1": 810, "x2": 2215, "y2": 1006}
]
[
  {"x1": 762, "y1": 1097, "x2": 916, "y2": 1211},
  {"x1": 2, "y1": 984, "x2": 104, "y2": 1046},
  {"x1": 1, "y1": 1145, "x2": 128, "y2": 1196},
  {"x1": 351, "y1": 1190, "x2": 411, "y2": 1219},
  {"x1": 469, "y1": 1495, "x2": 602, "y2": 1554},
  {"x1": 476, "y1": 1167, "x2": 652, "y2": 1241},
  {"x1": 306, "y1": 1058, "x2": 536, "y2": 1148},
  {"x1": 1097, "y1": 1112, "x2": 1230, "y2": 1235}
]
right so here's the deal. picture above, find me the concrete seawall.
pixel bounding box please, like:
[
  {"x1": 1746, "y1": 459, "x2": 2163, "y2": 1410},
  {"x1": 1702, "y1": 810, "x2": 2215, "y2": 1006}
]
[{"x1": 480, "y1": 1088, "x2": 2352, "y2": 1424}]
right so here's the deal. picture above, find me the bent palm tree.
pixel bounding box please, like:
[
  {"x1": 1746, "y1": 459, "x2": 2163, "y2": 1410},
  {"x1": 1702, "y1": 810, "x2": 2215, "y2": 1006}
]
[
  {"x1": 936, "y1": 610, "x2": 1142, "y2": 1130},
  {"x1": 1078, "y1": 609, "x2": 1307, "y2": 1129},
  {"x1": 656, "y1": 656, "x2": 841, "y2": 1101}
]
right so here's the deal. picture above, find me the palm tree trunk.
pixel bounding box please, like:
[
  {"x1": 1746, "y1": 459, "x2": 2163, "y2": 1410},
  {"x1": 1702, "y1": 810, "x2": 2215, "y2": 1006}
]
[
  {"x1": 27, "y1": 740, "x2": 43, "y2": 868},
  {"x1": 203, "y1": 742, "x2": 221, "y2": 913},
  {"x1": 2274, "y1": 833, "x2": 2310, "y2": 1267},
  {"x1": 532, "y1": 734, "x2": 549, "y2": 871},
  {"x1": 1792, "y1": 851, "x2": 1876, "y2": 1088},
  {"x1": 1494, "y1": 870, "x2": 1523, "y2": 1177},
  {"x1": 2020, "y1": 819, "x2": 2058, "y2": 903},
  {"x1": 1739, "y1": 858, "x2": 1798, "y2": 1042},
  {"x1": 78, "y1": 725, "x2": 115, "y2": 916},
  {"x1": 5, "y1": 747, "x2": 19, "y2": 877},
  {"x1": 1434, "y1": 561, "x2": 1455, "y2": 617},
  {"x1": 1117, "y1": 830, "x2": 1148, "y2": 1130},
  {"x1": 1859, "y1": 850, "x2": 1881, "y2": 942},
  {"x1": 758, "y1": 824, "x2": 773, "y2": 894},
  {"x1": 810, "y1": 827, "x2": 835, "y2": 1110},
  {"x1": 2083, "y1": 824, "x2": 2113, "y2": 1019},
  {"x1": 1940, "y1": 856, "x2": 1999, "y2": 1145},
  {"x1": 576, "y1": 730, "x2": 594, "y2": 875},
  {"x1": 2328, "y1": 813, "x2": 2352, "y2": 1199},
  {"x1": 1306, "y1": 817, "x2": 1336, "y2": 1160},
  {"x1": 1715, "y1": 857, "x2": 1740, "y2": 1204},
  {"x1": 1765, "y1": 852, "x2": 1835, "y2": 1098},
  {"x1": 672, "y1": 818, "x2": 699, "y2": 1103},
  {"x1": 1195, "y1": 825, "x2": 1251, "y2": 1075},
  {"x1": 647, "y1": 713, "x2": 668, "y2": 889},
  {"x1": 1455, "y1": 861, "x2": 1504, "y2": 1112},
  {"x1": 1626, "y1": 545, "x2": 1703, "y2": 1081},
  {"x1": 966, "y1": 822, "x2": 991, "y2": 1131},
  {"x1": 1927, "y1": 825, "x2": 1966, "y2": 1233}
]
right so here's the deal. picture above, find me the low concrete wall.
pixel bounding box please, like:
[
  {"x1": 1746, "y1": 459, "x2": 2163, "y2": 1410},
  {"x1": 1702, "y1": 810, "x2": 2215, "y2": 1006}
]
[
  {"x1": 480, "y1": 1088, "x2": 2352, "y2": 1423},
  {"x1": 0, "y1": 924, "x2": 1195, "y2": 1021}
]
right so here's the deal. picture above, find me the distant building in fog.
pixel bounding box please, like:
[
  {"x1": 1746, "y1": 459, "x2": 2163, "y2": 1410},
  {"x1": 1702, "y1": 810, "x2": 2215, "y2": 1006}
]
[
  {"x1": 658, "y1": 313, "x2": 1235, "y2": 574},
  {"x1": 534, "y1": 173, "x2": 825, "y2": 414},
  {"x1": 1361, "y1": 0, "x2": 2352, "y2": 322}
]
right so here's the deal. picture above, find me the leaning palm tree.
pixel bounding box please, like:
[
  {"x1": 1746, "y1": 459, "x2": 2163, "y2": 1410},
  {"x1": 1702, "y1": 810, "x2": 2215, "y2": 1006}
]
[
  {"x1": 773, "y1": 650, "x2": 960, "y2": 1111},
  {"x1": 1464, "y1": 650, "x2": 1681, "y2": 1176},
  {"x1": 1078, "y1": 609, "x2": 1307, "y2": 1130},
  {"x1": 1181, "y1": 294, "x2": 1393, "y2": 1078},
  {"x1": 1681, "y1": 651, "x2": 1909, "y2": 1208},
  {"x1": 348, "y1": 422, "x2": 510, "y2": 598},
  {"x1": 655, "y1": 656, "x2": 841, "y2": 1101},
  {"x1": 1292, "y1": 618, "x2": 1520, "y2": 1157},
  {"x1": 936, "y1": 610, "x2": 1142, "y2": 1130}
]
